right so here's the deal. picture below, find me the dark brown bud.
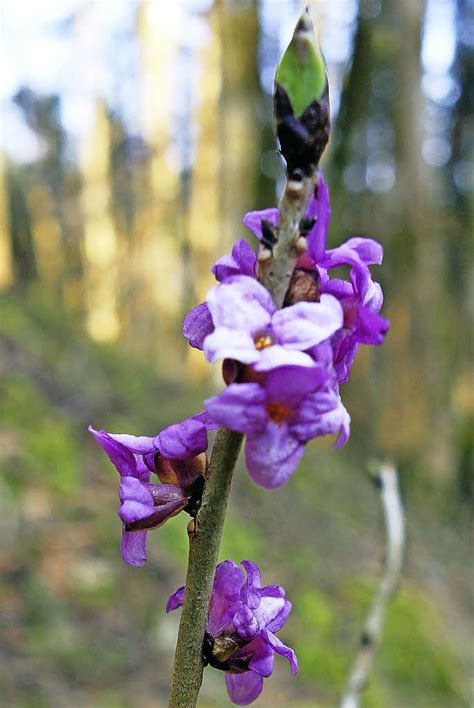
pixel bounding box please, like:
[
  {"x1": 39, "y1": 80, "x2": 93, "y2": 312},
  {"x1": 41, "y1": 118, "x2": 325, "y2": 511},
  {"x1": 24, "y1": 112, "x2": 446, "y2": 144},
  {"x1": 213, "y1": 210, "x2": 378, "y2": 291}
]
[
  {"x1": 222, "y1": 358, "x2": 243, "y2": 385},
  {"x1": 155, "y1": 453, "x2": 207, "y2": 486},
  {"x1": 261, "y1": 220, "x2": 278, "y2": 250},
  {"x1": 284, "y1": 268, "x2": 320, "y2": 306},
  {"x1": 275, "y1": 84, "x2": 330, "y2": 178},
  {"x1": 300, "y1": 216, "x2": 317, "y2": 237},
  {"x1": 202, "y1": 632, "x2": 247, "y2": 673}
]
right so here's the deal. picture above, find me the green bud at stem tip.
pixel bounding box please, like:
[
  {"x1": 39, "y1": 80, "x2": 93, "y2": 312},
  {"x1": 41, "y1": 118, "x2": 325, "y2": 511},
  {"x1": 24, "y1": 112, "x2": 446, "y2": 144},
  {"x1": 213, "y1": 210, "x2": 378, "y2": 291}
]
[{"x1": 275, "y1": 7, "x2": 327, "y2": 118}]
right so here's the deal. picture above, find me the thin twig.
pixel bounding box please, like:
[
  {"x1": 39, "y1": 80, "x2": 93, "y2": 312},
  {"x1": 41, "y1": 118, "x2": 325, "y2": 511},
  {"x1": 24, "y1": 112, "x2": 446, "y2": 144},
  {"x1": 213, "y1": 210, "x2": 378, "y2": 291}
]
[
  {"x1": 340, "y1": 463, "x2": 405, "y2": 708},
  {"x1": 168, "y1": 173, "x2": 315, "y2": 706}
]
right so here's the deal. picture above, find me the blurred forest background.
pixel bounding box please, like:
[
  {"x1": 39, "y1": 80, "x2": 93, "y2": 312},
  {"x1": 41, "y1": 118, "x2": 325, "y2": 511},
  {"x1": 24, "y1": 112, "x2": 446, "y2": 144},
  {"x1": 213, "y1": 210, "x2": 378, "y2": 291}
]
[{"x1": 0, "y1": 0, "x2": 472, "y2": 706}]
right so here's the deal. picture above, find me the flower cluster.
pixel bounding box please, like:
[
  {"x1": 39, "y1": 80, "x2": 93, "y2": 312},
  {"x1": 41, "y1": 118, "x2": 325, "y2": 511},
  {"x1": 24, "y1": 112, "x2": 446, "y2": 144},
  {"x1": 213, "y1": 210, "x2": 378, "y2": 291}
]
[
  {"x1": 183, "y1": 172, "x2": 389, "y2": 488},
  {"x1": 167, "y1": 560, "x2": 297, "y2": 706},
  {"x1": 89, "y1": 413, "x2": 216, "y2": 566},
  {"x1": 89, "y1": 168, "x2": 388, "y2": 705}
]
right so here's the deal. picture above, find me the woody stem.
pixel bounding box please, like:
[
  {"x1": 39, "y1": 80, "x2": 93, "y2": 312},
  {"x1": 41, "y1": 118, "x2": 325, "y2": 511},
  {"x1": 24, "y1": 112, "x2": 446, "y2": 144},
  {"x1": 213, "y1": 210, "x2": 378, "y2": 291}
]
[{"x1": 168, "y1": 172, "x2": 316, "y2": 708}]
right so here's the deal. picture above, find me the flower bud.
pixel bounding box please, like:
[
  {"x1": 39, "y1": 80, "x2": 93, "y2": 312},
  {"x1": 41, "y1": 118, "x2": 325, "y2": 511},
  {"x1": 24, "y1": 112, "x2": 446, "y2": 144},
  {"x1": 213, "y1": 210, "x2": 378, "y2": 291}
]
[
  {"x1": 274, "y1": 8, "x2": 330, "y2": 177},
  {"x1": 284, "y1": 268, "x2": 320, "y2": 306}
]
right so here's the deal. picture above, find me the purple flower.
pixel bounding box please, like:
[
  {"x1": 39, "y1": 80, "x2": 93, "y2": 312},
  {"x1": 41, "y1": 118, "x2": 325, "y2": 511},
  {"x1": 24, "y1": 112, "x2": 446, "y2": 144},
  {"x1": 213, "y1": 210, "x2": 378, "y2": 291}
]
[
  {"x1": 319, "y1": 240, "x2": 389, "y2": 382},
  {"x1": 203, "y1": 275, "x2": 343, "y2": 372},
  {"x1": 183, "y1": 240, "x2": 256, "y2": 350},
  {"x1": 166, "y1": 560, "x2": 297, "y2": 705},
  {"x1": 211, "y1": 239, "x2": 257, "y2": 282},
  {"x1": 88, "y1": 413, "x2": 216, "y2": 566},
  {"x1": 243, "y1": 173, "x2": 389, "y2": 382},
  {"x1": 205, "y1": 365, "x2": 350, "y2": 488}
]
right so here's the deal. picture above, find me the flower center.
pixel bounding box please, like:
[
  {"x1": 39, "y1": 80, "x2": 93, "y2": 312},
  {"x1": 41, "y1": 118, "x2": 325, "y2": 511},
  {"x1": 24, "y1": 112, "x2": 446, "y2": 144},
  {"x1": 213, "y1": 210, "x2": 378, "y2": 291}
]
[
  {"x1": 266, "y1": 402, "x2": 291, "y2": 425},
  {"x1": 254, "y1": 335, "x2": 273, "y2": 350}
]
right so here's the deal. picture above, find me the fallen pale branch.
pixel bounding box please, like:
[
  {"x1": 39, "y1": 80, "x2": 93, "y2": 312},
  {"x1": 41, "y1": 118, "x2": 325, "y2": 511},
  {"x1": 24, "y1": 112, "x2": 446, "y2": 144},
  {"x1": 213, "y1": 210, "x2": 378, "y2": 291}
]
[{"x1": 340, "y1": 463, "x2": 405, "y2": 708}]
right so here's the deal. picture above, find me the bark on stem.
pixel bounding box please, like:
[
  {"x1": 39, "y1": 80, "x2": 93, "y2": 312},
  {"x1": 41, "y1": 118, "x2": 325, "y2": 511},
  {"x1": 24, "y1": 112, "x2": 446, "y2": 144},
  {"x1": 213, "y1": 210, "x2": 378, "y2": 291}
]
[
  {"x1": 168, "y1": 427, "x2": 243, "y2": 707},
  {"x1": 168, "y1": 170, "x2": 316, "y2": 706},
  {"x1": 258, "y1": 173, "x2": 318, "y2": 309},
  {"x1": 339, "y1": 464, "x2": 405, "y2": 708}
]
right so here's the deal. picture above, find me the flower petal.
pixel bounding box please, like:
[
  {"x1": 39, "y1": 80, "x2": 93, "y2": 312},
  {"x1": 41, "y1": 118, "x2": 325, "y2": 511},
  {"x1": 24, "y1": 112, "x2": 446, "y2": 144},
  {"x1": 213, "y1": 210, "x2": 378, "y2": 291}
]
[
  {"x1": 332, "y1": 335, "x2": 359, "y2": 384},
  {"x1": 211, "y1": 239, "x2": 257, "y2": 281},
  {"x1": 272, "y1": 295, "x2": 343, "y2": 350},
  {"x1": 192, "y1": 411, "x2": 219, "y2": 431},
  {"x1": 332, "y1": 400, "x2": 351, "y2": 448},
  {"x1": 253, "y1": 594, "x2": 288, "y2": 632},
  {"x1": 363, "y1": 278, "x2": 384, "y2": 311},
  {"x1": 155, "y1": 417, "x2": 209, "y2": 460},
  {"x1": 233, "y1": 605, "x2": 259, "y2": 640},
  {"x1": 243, "y1": 208, "x2": 279, "y2": 240},
  {"x1": 253, "y1": 345, "x2": 316, "y2": 372},
  {"x1": 356, "y1": 307, "x2": 390, "y2": 345},
  {"x1": 291, "y1": 387, "x2": 339, "y2": 435},
  {"x1": 88, "y1": 427, "x2": 138, "y2": 478},
  {"x1": 203, "y1": 327, "x2": 259, "y2": 365},
  {"x1": 205, "y1": 384, "x2": 267, "y2": 435},
  {"x1": 320, "y1": 238, "x2": 383, "y2": 282},
  {"x1": 208, "y1": 560, "x2": 245, "y2": 635},
  {"x1": 306, "y1": 173, "x2": 330, "y2": 261},
  {"x1": 102, "y1": 432, "x2": 155, "y2": 455},
  {"x1": 120, "y1": 529, "x2": 148, "y2": 567},
  {"x1": 206, "y1": 276, "x2": 275, "y2": 333},
  {"x1": 247, "y1": 636, "x2": 275, "y2": 677},
  {"x1": 264, "y1": 365, "x2": 328, "y2": 407},
  {"x1": 240, "y1": 560, "x2": 263, "y2": 614},
  {"x1": 182, "y1": 302, "x2": 214, "y2": 350},
  {"x1": 261, "y1": 630, "x2": 298, "y2": 675},
  {"x1": 120, "y1": 480, "x2": 188, "y2": 529},
  {"x1": 117, "y1": 477, "x2": 155, "y2": 524},
  {"x1": 225, "y1": 671, "x2": 264, "y2": 706},
  {"x1": 291, "y1": 387, "x2": 350, "y2": 445},
  {"x1": 245, "y1": 423, "x2": 305, "y2": 489},
  {"x1": 321, "y1": 277, "x2": 353, "y2": 300},
  {"x1": 343, "y1": 236, "x2": 384, "y2": 265},
  {"x1": 265, "y1": 599, "x2": 292, "y2": 634},
  {"x1": 166, "y1": 585, "x2": 185, "y2": 612}
]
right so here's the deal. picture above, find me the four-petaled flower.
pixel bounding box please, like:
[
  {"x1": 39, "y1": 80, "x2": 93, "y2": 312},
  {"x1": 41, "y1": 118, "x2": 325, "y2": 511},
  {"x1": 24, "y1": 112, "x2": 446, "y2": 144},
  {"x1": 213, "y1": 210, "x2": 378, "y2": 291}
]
[
  {"x1": 166, "y1": 560, "x2": 297, "y2": 706},
  {"x1": 88, "y1": 413, "x2": 216, "y2": 566},
  {"x1": 203, "y1": 275, "x2": 343, "y2": 371},
  {"x1": 205, "y1": 365, "x2": 349, "y2": 488}
]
